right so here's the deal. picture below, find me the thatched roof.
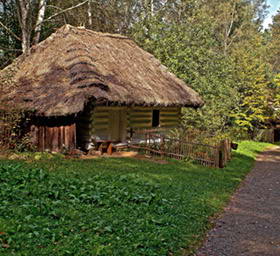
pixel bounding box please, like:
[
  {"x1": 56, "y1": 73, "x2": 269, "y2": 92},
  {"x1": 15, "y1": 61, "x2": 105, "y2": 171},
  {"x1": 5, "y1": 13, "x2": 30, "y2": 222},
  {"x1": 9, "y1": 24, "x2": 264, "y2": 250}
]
[{"x1": 0, "y1": 25, "x2": 203, "y2": 117}]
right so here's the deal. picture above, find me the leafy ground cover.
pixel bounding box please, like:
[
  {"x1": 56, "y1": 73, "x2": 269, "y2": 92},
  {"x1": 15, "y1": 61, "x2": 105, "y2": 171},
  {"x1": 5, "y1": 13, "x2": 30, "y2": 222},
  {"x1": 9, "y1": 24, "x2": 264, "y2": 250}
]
[{"x1": 0, "y1": 141, "x2": 272, "y2": 256}]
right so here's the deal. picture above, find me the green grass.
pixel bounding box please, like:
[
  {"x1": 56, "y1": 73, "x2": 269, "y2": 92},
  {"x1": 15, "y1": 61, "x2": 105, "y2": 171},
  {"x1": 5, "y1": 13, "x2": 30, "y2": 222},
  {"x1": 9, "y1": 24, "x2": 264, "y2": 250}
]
[{"x1": 0, "y1": 141, "x2": 272, "y2": 256}]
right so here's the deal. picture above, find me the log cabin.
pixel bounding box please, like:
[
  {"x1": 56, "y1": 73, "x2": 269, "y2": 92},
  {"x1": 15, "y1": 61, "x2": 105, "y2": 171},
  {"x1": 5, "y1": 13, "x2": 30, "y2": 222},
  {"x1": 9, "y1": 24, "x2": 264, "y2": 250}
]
[{"x1": 0, "y1": 25, "x2": 203, "y2": 152}]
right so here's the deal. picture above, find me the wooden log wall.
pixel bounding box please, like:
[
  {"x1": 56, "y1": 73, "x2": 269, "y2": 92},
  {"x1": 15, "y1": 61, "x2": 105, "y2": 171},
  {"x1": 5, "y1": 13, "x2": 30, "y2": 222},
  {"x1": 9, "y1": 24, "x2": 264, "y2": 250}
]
[
  {"x1": 30, "y1": 124, "x2": 76, "y2": 152},
  {"x1": 129, "y1": 107, "x2": 181, "y2": 129},
  {"x1": 77, "y1": 106, "x2": 111, "y2": 147},
  {"x1": 160, "y1": 107, "x2": 181, "y2": 128},
  {"x1": 129, "y1": 107, "x2": 152, "y2": 129},
  {"x1": 91, "y1": 107, "x2": 110, "y2": 138},
  {"x1": 77, "y1": 106, "x2": 182, "y2": 148}
]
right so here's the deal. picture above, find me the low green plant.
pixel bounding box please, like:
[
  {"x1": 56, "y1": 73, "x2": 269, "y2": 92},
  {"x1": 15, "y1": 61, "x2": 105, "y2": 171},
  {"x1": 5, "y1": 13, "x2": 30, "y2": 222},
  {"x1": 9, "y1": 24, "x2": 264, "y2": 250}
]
[{"x1": 0, "y1": 141, "x2": 271, "y2": 255}]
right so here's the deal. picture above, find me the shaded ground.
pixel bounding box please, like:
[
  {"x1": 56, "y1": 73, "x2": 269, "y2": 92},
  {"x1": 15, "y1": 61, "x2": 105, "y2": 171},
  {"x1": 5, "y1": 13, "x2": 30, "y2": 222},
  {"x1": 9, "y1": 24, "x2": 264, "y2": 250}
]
[
  {"x1": 73, "y1": 151, "x2": 170, "y2": 164},
  {"x1": 196, "y1": 146, "x2": 280, "y2": 256},
  {"x1": 0, "y1": 150, "x2": 169, "y2": 164}
]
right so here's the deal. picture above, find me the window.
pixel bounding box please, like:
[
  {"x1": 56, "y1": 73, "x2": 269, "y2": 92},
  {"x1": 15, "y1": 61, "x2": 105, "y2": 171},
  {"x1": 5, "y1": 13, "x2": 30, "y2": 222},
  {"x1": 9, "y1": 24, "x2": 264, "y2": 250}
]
[{"x1": 152, "y1": 110, "x2": 160, "y2": 127}]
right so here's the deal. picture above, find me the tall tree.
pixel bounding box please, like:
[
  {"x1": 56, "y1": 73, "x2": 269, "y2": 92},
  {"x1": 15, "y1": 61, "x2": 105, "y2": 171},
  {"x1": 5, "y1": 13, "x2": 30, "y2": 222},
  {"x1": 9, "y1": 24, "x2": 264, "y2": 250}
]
[
  {"x1": 0, "y1": 0, "x2": 22, "y2": 68},
  {"x1": 131, "y1": 0, "x2": 272, "y2": 134},
  {"x1": 202, "y1": 0, "x2": 267, "y2": 55},
  {"x1": 17, "y1": 0, "x2": 32, "y2": 54},
  {"x1": 132, "y1": 9, "x2": 240, "y2": 133},
  {"x1": 231, "y1": 32, "x2": 270, "y2": 131},
  {"x1": 267, "y1": 9, "x2": 280, "y2": 73},
  {"x1": 33, "y1": 0, "x2": 47, "y2": 44},
  {"x1": 0, "y1": 0, "x2": 92, "y2": 56}
]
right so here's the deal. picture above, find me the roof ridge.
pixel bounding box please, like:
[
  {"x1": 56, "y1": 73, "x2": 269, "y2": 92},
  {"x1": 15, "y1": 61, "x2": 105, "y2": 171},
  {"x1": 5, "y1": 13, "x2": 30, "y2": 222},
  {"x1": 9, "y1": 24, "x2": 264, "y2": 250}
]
[
  {"x1": 27, "y1": 25, "x2": 130, "y2": 57},
  {"x1": 61, "y1": 24, "x2": 130, "y2": 40}
]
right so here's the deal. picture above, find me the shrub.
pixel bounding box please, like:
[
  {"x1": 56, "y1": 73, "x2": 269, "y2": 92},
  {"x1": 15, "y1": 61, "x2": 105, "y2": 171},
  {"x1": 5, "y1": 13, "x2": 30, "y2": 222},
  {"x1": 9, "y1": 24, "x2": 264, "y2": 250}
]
[{"x1": 0, "y1": 108, "x2": 33, "y2": 152}]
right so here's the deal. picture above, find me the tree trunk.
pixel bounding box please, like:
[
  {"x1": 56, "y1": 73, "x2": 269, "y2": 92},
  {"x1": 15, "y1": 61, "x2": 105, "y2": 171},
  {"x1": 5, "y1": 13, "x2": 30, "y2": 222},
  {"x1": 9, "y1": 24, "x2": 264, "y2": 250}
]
[
  {"x1": 223, "y1": 1, "x2": 236, "y2": 56},
  {"x1": 88, "y1": 0, "x2": 93, "y2": 28},
  {"x1": 17, "y1": 0, "x2": 31, "y2": 54},
  {"x1": 34, "y1": 0, "x2": 47, "y2": 45},
  {"x1": 150, "y1": 0, "x2": 154, "y2": 16}
]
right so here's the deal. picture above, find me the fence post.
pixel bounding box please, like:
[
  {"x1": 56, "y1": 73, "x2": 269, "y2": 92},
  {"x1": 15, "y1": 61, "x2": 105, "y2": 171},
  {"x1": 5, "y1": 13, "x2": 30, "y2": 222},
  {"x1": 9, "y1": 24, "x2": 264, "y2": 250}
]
[
  {"x1": 226, "y1": 139, "x2": 231, "y2": 161},
  {"x1": 214, "y1": 146, "x2": 220, "y2": 168},
  {"x1": 219, "y1": 145, "x2": 224, "y2": 168},
  {"x1": 217, "y1": 139, "x2": 232, "y2": 168},
  {"x1": 160, "y1": 134, "x2": 165, "y2": 159}
]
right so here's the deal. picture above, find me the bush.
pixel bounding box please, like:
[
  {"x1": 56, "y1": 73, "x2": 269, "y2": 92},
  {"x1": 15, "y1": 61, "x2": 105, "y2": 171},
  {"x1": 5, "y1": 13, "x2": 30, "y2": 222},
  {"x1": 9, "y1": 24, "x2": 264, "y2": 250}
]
[{"x1": 0, "y1": 109, "x2": 34, "y2": 152}]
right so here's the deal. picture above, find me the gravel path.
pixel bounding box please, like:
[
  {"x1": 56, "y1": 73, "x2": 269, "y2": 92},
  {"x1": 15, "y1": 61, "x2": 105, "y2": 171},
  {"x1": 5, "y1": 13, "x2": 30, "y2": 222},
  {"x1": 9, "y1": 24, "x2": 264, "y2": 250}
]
[{"x1": 196, "y1": 146, "x2": 280, "y2": 256}]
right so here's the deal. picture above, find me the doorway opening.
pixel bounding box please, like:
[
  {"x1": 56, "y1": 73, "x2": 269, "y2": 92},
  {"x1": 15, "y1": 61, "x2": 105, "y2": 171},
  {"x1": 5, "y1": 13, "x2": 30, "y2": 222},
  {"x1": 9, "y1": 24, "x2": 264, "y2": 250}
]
[{"x1": 274, "y1": 129, "x2": 280, "y2": 142}]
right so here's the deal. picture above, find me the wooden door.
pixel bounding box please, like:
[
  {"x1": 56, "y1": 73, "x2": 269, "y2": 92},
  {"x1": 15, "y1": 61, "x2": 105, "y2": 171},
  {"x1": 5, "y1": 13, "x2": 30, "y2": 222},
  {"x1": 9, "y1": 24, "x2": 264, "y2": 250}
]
[{"x1": 109, "y1": 109, "x2": 127, "y2": 141}]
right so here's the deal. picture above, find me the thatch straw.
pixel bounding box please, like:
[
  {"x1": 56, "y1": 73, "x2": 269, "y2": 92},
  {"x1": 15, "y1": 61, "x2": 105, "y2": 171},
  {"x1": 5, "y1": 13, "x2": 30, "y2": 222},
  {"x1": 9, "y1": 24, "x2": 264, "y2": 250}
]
[{"x1": 0, "y1": 25, "x2": 203, "y2": 117}]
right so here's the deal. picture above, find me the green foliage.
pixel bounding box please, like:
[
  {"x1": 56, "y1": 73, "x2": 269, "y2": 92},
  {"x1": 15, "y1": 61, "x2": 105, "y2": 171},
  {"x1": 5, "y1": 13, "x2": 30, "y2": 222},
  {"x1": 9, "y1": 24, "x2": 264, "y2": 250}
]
[
  {"x1": 0, "y1": 0, "x2": 22, "y2": 68},
  {"x1": 271, "y1": 74, "x2": 280, "y2": 117},
  {"x1": 133, "y1": 13, "x2": 239, "y2": 134},
  {"x1": 131, "y1": 0, "x2": 274, "y2": 136},
  {"x1": 0, "y1": 141, "x2": 271, "y2": 255},
  {"x1": 231, "y1": 33, "x2": 271, "y2": 131},
  {"x1": 266, "y1": 10, "x2": 280, "y2": 73}
]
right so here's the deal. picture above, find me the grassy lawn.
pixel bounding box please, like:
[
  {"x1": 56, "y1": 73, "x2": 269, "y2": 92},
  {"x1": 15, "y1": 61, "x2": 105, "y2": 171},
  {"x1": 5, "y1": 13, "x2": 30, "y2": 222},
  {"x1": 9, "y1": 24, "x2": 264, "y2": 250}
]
[{"x1": 0, "y1": 141, "x2": 272, "y2": 256}]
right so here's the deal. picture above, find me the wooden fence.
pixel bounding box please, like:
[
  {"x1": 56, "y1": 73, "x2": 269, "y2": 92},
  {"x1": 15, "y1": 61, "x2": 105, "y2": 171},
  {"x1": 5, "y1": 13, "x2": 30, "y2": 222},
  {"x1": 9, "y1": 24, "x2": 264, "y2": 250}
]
[{"x1": 129, "y1": 131, "x2": 232, "y2": 168}]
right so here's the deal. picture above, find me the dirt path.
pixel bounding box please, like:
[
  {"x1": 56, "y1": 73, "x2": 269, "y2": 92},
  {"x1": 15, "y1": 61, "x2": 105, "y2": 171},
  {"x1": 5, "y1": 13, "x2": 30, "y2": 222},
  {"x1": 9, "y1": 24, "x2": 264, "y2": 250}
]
[{"x1": 196, "y1": 146, "x2": 280, "y2": 256}]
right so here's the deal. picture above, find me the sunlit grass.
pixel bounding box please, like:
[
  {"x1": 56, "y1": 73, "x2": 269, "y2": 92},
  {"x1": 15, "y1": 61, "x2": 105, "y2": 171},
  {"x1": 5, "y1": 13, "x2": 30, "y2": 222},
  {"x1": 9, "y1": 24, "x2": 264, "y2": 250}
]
[{"x1": 0, "y1": 141, "x2": 272, "y2": 255}]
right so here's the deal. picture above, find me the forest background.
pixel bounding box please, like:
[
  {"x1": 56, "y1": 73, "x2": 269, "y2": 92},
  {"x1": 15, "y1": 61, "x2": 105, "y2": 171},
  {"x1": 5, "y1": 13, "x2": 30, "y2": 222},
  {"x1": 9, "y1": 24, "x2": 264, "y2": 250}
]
[{"x1": 1, "y1": 0, "x2": 280, "y2": 140}]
